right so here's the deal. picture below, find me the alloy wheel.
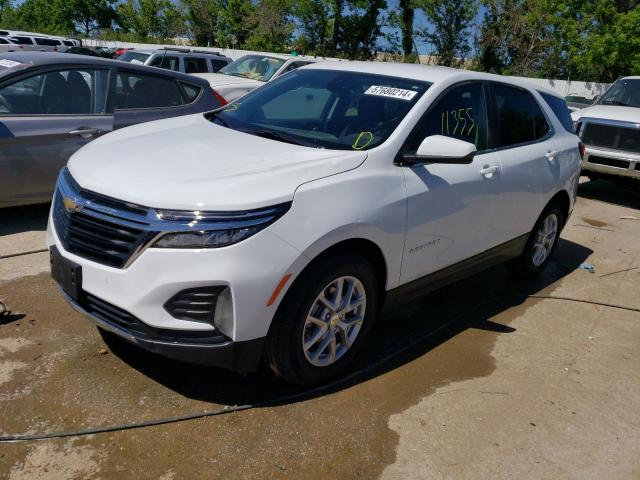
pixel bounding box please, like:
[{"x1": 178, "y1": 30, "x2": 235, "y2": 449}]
[
  {"x1": 302, "y1": 276, "x2": 366, "y2": 367},
  {"x1": 532, "y1": 213, "x2": 559, "y2": 267}
]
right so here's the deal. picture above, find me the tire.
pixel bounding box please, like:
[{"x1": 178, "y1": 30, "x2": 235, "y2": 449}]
[
  {"x1": 265, "y1": 254, "x2": 379, "y2": 386},
  {"x1": 511, "y1": 205, "x2": 565, "y2": 277}
]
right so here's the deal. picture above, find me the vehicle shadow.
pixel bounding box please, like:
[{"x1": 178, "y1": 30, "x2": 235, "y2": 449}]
[
  {"x1": 102, "y1": 238, "x2": 593, "y2": 407},
  {"x1": 0, "y1": 203, "x2": 51, "y2": 236},
  {"x1": 578, "y1": 178, "x2": 640, "y2": 210}
]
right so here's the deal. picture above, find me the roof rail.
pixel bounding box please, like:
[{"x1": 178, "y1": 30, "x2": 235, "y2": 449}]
[
  {"x1": 162, "y1": 47, "x2": 190, "y2": 53},
  {"x1": 191, "y1": 49, "x2": 223, "y2": 55}
]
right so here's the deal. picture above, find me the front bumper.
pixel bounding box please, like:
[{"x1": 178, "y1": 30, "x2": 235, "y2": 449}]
[
  {"x1": 581, "y1": 146, "x2": 640, "y2": 180},
  {"x1": 61, "y1": 288, "x2": 265, "y2": 373}
]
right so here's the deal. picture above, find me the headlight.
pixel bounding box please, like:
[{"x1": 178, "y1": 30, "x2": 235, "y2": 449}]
[{"x1": 151, "y1": 203, "x2": 291, "y2": 249}]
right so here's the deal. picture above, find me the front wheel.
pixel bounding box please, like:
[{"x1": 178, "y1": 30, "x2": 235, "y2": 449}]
[
  {"x1": 512, "y1": 206, "x2": 564, "y2": 276},
  {"x1": 265, "y1": 254, "x2": 379, "y2": 386}
]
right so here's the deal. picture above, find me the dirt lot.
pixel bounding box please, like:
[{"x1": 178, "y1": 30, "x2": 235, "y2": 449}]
[{"x1": 1, "y1": 179, "x2": 639, "y2": 480}]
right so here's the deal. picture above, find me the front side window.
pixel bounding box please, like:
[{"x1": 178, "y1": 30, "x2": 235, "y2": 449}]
[
  {"x1": 218, "y1": 55, "x2": 286, "y2": 82},
  {"x1": 0, "y1": 69, "x2": 108, "y2": 115},
  {"x1": 211, "y1": 59, "x2": 228, "y2": 72},
  {"x1": 149, "y1": 55, "x2": 179, "y2": 71},
  {"x1": 406, "y1": 82, "x2": 488, "y2": 152},
  {"x1": 490, "y1": 83, "x2": 548, "y2": 148},
  {"x1": 208, "y1": 69, "x2": 430, "y2": 150},
  {"x1": 598, "y1": 78, "x2": 640, "y2": 108},
  {"x1": 63, "y1": 40, "x2": 74, "y2": 47},
  {"x1": 10, "y1": 37, "x2": 33, "y2": 45},
  {"x1": 114, "y1": 71, "x2": 183, "y2": 109},
  {"x1": 184, "y1": 57, "x2": 207, "y2": 73}
]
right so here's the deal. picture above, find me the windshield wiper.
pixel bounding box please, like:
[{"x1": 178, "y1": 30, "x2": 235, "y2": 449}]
[
  {"x1": 245, "y1": 129, "x2": 319, "y2": 148},
  {"x1": 206, "y1": 109, "x2": 230, "y2": 127}
]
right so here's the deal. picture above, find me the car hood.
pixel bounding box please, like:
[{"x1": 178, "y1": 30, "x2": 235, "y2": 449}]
[
  {"x1": 68, "y1": 114, "x2": 367, "y2": 211},
  {"x1": 191, "y1": 72, "x2": 264, "y2": 89},
  {"x1": 571, "y1": 105, "x2": 640, "y2": 124}
]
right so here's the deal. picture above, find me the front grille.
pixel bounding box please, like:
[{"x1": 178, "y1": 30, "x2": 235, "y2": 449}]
[
  {"x1": 52, "y1": 170, "x2": 152, "y2": 268},
  {"x1": 163, "y1": 287, "x2": 224, "y2": 324},
  {"x1": 587, "y1": 156, "x2": 630, "y2": 169},
  {"x1": 81, "y1": 292, "x2": 228, "y2": 344},
  {"x1": 581, "y1": 122, "x2": 640, "y2": 154}
]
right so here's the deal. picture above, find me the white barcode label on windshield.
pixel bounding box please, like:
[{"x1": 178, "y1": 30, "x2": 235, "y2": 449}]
[
  {"x1": 0, "y1": 59, "x2": 22, "y2": 68},
  {"x1": 364, "y1": 85, "x2": 417, "y2": 101}
]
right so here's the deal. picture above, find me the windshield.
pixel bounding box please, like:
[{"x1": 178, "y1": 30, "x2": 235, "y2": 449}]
[
  {"x1": 207, "y1": 69, "x2": 431, "y2": 151},
  {"x1": 218, "y1": 55, "x2": 285, "y2": 82},
  {"x1": 117, "y1": 51, "x2": 151, "y2": 65},
  {"x1": 598, "y1": 79, "x2": 640, "y2": 108}
]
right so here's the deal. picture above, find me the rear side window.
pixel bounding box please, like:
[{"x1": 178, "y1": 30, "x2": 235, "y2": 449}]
[
  {"x1": 490, "y1": 83, "x2": 550, "y2": 148},
  {"x1": 114, "y1": 71, "x2": 183, "y2": 109},
  {"x1": 180, "y1": 82, "x2": 201, "y2": 103},
  {"x1": 63, "y1": 40, "x2": 74, "y2": 47},
  {"x1": 35, "y1": 38, "x2": 61, "y2": 47},
  {"x1": 149, "y1": 55, "x2": 179, "y2": 71},
  {"x1": 540, "y1": 92, "x2": 574, "y2": 133},
  {"x1": 184, "y1": 57, "x2": 207, "y2": 73}
]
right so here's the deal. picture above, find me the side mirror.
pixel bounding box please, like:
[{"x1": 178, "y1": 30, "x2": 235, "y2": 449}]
[{"x1": 398, "y1": 135, "x2": 477, "y2": 166}]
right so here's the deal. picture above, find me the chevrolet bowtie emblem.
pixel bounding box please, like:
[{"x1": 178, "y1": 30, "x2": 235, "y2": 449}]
[{"x1": 63, "y1": 197, "x2": 83, "y2": 213}]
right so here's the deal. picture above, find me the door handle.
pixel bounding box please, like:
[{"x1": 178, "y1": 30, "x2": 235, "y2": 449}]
[
  {"x1": 68, "y1": 128, "x2": 101, "y2": 138},
  {"x1": 480, "y1": 165, "x2": 499, "y2": 178},
  {"x1": 545, "y1": 150, "x2": 559, "y2": 161}
]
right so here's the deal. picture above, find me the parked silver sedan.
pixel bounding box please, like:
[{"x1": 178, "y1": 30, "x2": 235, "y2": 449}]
[{"x1": 0, "y1": 52, "x2": 222, "y2": 208}]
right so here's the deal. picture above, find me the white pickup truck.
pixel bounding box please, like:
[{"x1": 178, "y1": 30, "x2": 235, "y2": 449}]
[{"x1": 572, "y1": 77, "x2": 640, "y2": 183}]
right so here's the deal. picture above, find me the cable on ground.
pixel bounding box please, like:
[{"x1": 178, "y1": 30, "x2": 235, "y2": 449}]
[{"x1": 0, "y1": 292, "x2": 638, "y2": 443}]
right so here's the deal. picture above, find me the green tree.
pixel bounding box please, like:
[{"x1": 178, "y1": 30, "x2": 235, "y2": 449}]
[
  {"x1": 339, "y1": 0, "x2": 387, "y2": 60},
  {"x1": 398, "y1": 0, "x2": 416, "y2": 59},
  {"x1": 245, "y1": 0, "x2": 293, "y2": 52},
  {"x1": 116, "y1": 0, "x2": 185, "y2": 40},
  {"x1": 69, "y1": 0, "x2": 116, "y2": 36},
  {"x1": 14, "y1": 0, "x2": 75, "y2": 35},
  {"x1": 292, "y1": 0, "x2": 331, "y2": 55},
  {"x1": 418, "y1": 0, "x2": 478, "y2": 67}
]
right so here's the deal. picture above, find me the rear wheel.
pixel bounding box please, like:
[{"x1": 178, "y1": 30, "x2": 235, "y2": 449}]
[
  {"x1": 512, "y1": 206, "x2": 564, "y2": 276},
  {"x1": 266, "y1": 254, "x2": 378, "y2": 385}
]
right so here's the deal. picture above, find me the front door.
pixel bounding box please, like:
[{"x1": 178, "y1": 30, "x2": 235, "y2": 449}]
[
  {"x1": 400, "y1": 81, "x2": 501, "y2": 284},
  {"x1": 0, "y1": 67, "x2": 112, "y2": 207}
]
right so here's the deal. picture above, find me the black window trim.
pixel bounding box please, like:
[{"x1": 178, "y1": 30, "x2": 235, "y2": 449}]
[
  {"x1": 113, "y1": 68, "x2": 190, "y2": 112},
  {"x1": 485, "y1": 80, "x2": 555, "y2": 152},
  {"x1": 0, "y1": 64, "x2": 112, "y2": 117},
  {"x1": 396, "y1": 79, "x2": 493, "y2": 164}
]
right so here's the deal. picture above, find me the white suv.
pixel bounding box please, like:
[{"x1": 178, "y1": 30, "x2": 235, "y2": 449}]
[
  {"x1": 48, "y1": 62, "x2": 581, "y2": 385},
  {"x1": 572, "y1": 77, "x2": 640, "y2": 183}
]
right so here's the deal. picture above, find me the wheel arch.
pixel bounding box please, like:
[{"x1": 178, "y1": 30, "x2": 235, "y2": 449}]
[{"x1": 546, "y1": 189, "x2": 571, "y2": 227}]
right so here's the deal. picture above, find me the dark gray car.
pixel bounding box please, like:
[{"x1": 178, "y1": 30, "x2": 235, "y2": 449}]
[{"x1": 0, "y1": 52, "x2": 221, "y2": 207}]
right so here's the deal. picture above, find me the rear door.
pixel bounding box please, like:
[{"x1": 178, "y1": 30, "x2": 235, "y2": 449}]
[
  {"x1": 485, "y1": 82, "x2": 558, "y2": 247},
  {"x1": 0, "y1": 66, "x2": 112, "y2": 207}
]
